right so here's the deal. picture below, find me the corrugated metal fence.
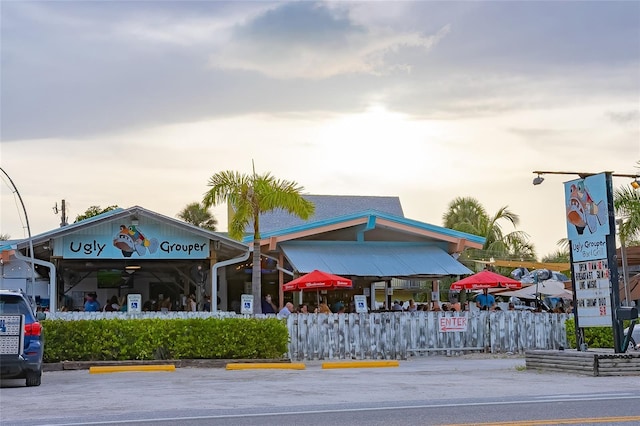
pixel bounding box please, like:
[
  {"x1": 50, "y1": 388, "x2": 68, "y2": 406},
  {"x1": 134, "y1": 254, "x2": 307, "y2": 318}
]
[{"x1": 287, "y1": 311, "x2": 570, "y2": 360}]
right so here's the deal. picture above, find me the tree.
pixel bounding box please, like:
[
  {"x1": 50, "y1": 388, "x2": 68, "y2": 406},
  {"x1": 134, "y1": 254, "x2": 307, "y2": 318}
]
[
  {"x1": 74, "y1": 205, "x2": 119, "y2": 222},
  {"x1": 177, "y1": 202, "x2": 218, "y2": 231},
  {"x1": 442, "y1": 197, "x2": 536, "y2": 263},
  {"x1": 202, "y1": 169, "x2": 314, "y2": 313},
  {"x1": 614, "y1": 185, "x2": 640, "y2": 246}
]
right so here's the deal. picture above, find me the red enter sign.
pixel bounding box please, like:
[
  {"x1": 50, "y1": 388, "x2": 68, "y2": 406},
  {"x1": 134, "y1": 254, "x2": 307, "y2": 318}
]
[{"x1": 439, "y1": 316, "x2": 467, "y2": 332}]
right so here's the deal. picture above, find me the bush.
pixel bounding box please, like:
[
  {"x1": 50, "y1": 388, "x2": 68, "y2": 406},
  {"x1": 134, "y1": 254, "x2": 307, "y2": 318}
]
[
  {"x1": 565, "y1": 319, "x2": 632, "y2": 349},
  {"x1": 42, "y1": 317, "x2": 289, "y2": 362}
]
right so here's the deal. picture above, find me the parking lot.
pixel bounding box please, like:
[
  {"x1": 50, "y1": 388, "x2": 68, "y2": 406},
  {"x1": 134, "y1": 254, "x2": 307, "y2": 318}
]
[{"x1": 3, "y1": 354, "x2": 640, "y2": 425}]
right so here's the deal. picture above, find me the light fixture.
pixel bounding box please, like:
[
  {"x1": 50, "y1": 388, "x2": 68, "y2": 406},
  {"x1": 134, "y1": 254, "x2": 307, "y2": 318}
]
[
  {"x1": 131, "y1": 217, "x2": 139, "y2": 226},
  {"x1": 532, "y1": 174, "x2": 544, "y2": 186},
  {"x1": 632, "y1": 178, "x2": 640, "y2": 190},
  {"x1": 125, "y1": 265, "x2": 141, "y2": 271}
]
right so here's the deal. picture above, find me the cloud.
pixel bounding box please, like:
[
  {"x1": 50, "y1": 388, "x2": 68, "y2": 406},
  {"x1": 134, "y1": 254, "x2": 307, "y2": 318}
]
[
  {"x1": 209, "y1": 2, "x2": 450, "y2": 79},
  {"x1": 606, "y1": 110, "x2": 640, "y2": 127}
]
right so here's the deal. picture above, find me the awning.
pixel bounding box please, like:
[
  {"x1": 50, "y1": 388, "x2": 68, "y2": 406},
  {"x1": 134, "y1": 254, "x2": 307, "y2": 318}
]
[{"x1": 279, "y1": 241, "x2": 472, "y2": 278}]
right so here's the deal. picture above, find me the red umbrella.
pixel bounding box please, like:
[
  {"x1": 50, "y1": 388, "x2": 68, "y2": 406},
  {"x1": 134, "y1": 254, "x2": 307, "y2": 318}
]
[
  {"x1": 283, "y1": 270, "x2": 352, "y2": 292},
  {"x1": 450, "y1": 270, "x2": 522, "y2": 290}
]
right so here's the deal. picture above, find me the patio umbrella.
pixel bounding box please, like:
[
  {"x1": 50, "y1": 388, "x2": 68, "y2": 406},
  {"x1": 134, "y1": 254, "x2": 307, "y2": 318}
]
[
  {"x1": 283, "y1": 270, "x2": 352, "y2": 308},
  {"x1": 450, "y1": 270, "x2": 522, "y2": 290},
  {"x1": 498, "y1": 279, "x2": 569, "y2": 301}
]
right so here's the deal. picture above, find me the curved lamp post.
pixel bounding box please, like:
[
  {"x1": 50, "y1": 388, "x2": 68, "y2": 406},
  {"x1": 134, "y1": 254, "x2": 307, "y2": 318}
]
[{"x1": 0, "y1": 167, "x2": 36, "y2": 304}]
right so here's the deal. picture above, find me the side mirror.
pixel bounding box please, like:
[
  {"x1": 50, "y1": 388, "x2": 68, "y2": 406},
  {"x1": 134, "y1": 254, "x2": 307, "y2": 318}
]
[{"x1": 36, "y1": 312, "x2": 47, "y2": 321}]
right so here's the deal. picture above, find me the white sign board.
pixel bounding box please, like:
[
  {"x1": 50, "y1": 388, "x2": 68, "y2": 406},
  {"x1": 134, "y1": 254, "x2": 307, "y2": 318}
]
[
  {"x1": 241, "y1": 294, "x2": 253, "y2": 314},
  {"x1": 439, "y1": 316, "x2": 468, "y2": 332},
  {"x1": 127, "y1": 294, "x2": 142, "y2": 313},
  {"x1": 573, "y1": 259, "x2": 611, "y2": 327},
  {"x1": 354, "y1": 295, "x2": 368, "y2": 313}
]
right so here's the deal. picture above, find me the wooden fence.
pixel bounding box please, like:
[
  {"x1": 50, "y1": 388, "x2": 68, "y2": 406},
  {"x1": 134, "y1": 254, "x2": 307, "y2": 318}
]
[{"x1": 287, "y1": 311, "x2": 571, "y2": 361}]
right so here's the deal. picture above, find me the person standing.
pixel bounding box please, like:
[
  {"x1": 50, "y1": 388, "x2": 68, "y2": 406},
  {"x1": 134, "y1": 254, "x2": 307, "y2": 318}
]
[
  {"x1": 262, "y1": 294, "x2": 277, "y2": 314},
  {"x1": 476, "y1": 288, "x2": 496, "y2": 310},
  {"x1": 84, "y1": 292, "x2": 100, "y2": 312}
]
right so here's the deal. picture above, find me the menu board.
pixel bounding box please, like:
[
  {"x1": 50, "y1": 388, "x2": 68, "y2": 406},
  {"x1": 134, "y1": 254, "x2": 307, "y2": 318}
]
[{"x1": 573, "y1": 259, "x2": 611, "y2": 327}]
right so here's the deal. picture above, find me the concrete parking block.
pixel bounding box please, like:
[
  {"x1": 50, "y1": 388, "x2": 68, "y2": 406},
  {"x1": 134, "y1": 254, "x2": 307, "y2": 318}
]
[
  {"x1": 89, "y1": 364, "x2": 176, "y2": 374},
  {"x1": 226, "y1": 362, "x2": 306, "y2": 370},
  {"x1": 322, "y1": 360, "x2": 399, "y2": 369}
]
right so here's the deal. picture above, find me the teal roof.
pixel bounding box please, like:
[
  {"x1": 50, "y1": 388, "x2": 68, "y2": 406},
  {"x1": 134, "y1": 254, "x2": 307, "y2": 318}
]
[
  {"x1": 244, "y1": 209, "x2": 485, "y2": 246},
  {"x1": 280, "y1": 241, "x2": 473, "y2": 278}
]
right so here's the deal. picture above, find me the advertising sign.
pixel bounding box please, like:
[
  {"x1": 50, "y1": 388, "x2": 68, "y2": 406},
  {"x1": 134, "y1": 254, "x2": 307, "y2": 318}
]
[
  {"x1": 564, "y1": 172, "x2": 619, "y2": 335},
  {"x1": 63, "y1": 223, "x2": 209, "y2": 259},
  {"x1": 572, "y1": 259, "x2": 611, "y2": 327},
  {"x1": 241, "y1": 294, "x2": 253, "y2": 314},
  {"x1": 127, "y1": 294, "x2": 142, "y2": 313}
]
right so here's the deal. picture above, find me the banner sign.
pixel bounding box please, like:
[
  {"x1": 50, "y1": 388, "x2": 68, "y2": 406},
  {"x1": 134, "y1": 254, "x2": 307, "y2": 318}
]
[{"x1": 63, "y1": 223, "x2": 209, "y2": 259}]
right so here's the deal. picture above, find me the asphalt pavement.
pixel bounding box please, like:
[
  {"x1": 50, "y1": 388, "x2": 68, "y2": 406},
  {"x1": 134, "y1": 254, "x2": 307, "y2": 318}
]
[{"x1": 2, "y1": 353, "x2": 639, "y2": 425}]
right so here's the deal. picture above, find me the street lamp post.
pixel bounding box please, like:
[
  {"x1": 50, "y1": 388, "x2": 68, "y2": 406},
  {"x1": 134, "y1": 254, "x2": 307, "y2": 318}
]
[{"x1": 0, "y1": 167, "x2": 36, "y2": 305}]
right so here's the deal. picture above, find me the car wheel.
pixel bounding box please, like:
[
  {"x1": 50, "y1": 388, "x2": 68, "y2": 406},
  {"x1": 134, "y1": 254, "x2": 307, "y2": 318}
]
[
  {"x1": 25, "y1": 371, "x2": 41, "y2": 387},
  {"x1": 625, "y1": 337, "x2": 637, "y2": 352}
]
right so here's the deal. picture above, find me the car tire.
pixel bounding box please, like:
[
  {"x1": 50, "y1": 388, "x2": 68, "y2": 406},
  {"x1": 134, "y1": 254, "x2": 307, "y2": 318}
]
[
  {"x1": 25, "y1": 371, "x2": 41, "y2": 387},
  {"x1": 625, "y1": 337, "x2": 637, "y2": 352}
]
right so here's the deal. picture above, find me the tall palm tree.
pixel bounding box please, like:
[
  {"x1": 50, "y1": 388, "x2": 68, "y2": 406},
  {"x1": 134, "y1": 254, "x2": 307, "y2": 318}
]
[
  {"x1": 442, "y1": 197, "x2": 536, "y2": 262},
  {"x1": 177, "y1": 202, "x2": 218, "y2": 231},
  {"x1": 614, "y1": 185, "x2": 640, "y2": 246},
  {"x1": 203, "y1": 169, "x2": 314, "y2": 313}
]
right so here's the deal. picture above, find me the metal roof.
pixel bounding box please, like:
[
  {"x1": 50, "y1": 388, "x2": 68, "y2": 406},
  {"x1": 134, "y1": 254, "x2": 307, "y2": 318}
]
[
  {"x1": 250, "y1": 209, "x2": 486, "y2": 247},
  {"x1": 247, "y1": 195, "x2": 404, "y2": 234},
  {"x1": 280, "y1": 241, "x2": 473, "y2": 279},
  {"x1": 3, "y1": 206, "x2": 248, "y2": 259}
]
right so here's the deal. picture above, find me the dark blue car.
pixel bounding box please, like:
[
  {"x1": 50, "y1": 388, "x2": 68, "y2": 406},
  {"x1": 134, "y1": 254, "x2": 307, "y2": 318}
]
[{"x1": 0, "y1": 290, "x2": 44, "y2": 386}]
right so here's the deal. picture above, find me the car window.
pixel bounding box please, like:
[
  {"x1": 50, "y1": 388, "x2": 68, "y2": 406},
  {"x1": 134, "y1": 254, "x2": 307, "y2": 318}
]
[{"x1": 0, "y1": 296, "x2": 33, "y2": 317}]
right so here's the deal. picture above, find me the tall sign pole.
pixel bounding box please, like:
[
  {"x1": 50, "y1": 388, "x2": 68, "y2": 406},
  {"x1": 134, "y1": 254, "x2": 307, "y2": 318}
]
[{"x1": 566, "y1": 172, "x2": 624, "y2": 353}]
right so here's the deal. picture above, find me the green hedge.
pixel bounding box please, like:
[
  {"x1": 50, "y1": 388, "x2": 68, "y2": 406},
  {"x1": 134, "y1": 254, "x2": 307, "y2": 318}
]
[
  {"x1": 565, "y1": 319, "x2": 634, "y2": 349},
  {"x1": 42, "y1": 317, "x2": 289, "y2": 362}
]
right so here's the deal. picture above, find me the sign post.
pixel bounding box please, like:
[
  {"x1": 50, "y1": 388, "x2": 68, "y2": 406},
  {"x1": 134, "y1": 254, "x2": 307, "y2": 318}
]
[{"x1": 565, "y1": 172, "x2": 623, "y2": 352}]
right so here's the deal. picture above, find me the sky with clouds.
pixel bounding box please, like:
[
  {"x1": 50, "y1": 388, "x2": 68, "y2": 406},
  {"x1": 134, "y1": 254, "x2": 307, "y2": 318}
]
[{"x1": 1, "y1": 1, "x2": 639, "y2": 258}]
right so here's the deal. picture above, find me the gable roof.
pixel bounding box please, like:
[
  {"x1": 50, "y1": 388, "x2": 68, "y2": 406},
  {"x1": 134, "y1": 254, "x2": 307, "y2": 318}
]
[
  {"x1": 245, "y1": 209, "x2": 485, "y2": 253},
  {"x1": 245, "y1": 195, "x2": 403, "y2": 234},
  {"x1": 6, "y1": 206, "x2": 248, "y2": 259}
]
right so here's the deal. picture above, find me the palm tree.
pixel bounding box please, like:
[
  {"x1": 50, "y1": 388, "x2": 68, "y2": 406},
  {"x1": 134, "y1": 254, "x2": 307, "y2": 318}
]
[
  {"x1": 177, "y1": 202, "x2": 218, "y2": 231},
  {"x1": 614, "y1": 185, "x2": 640, "y2": 246},
  {"x1": 442, "y1": 197, "x2": 536, "y2": 263},
  {"x1": 203, "y1": 169, "x2": 314, "y2": 313}
]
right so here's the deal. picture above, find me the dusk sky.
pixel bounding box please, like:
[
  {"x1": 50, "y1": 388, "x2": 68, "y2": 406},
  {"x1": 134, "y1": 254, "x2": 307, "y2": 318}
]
[{"x1": 1, "y1": 1, "x2": 639, "y2": 258}]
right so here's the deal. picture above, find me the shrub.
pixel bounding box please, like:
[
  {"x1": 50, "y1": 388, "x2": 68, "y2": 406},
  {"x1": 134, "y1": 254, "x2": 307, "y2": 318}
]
[{"x1": 42, "y1": 317, "x2": 289, "y2": 362}]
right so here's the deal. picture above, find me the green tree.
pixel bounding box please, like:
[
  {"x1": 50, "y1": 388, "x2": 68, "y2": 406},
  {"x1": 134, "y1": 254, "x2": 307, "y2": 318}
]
[
  {"x1": 202, "y1": 169, "x2": 314, "y2": 313},
  {"x1": 442, "y1": 197, "x2": 536, "y2": 263},
  {"x1": 177, "y1": 202, "x2": 218, "y2": 231},
  {"x1": 74, "y1": 205, "x2": 119, "y2": 222},
  {"x1": 614, "y1": 184, "x2": 640, "y2": 246}
]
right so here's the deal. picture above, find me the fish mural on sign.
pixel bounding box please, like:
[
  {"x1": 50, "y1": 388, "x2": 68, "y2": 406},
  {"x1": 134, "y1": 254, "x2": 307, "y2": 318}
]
[
  {"x1": 566, "y1": 180, "x2": 607, "y2": 235},
  {"x1": 113, "y1": 224, "x2": 159, "y2": 257}
]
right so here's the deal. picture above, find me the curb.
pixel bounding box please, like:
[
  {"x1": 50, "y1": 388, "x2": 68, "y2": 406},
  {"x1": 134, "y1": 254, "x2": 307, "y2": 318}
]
[
  {"x1": 322, "y1": 360, "x2": 400, "y2": 369},
  {"x1": 89, "y1": 364, "x2": 176, "y2": 374},
  {"x1": 226, "y1": 362, "x2": 306, "y2": 370}
]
